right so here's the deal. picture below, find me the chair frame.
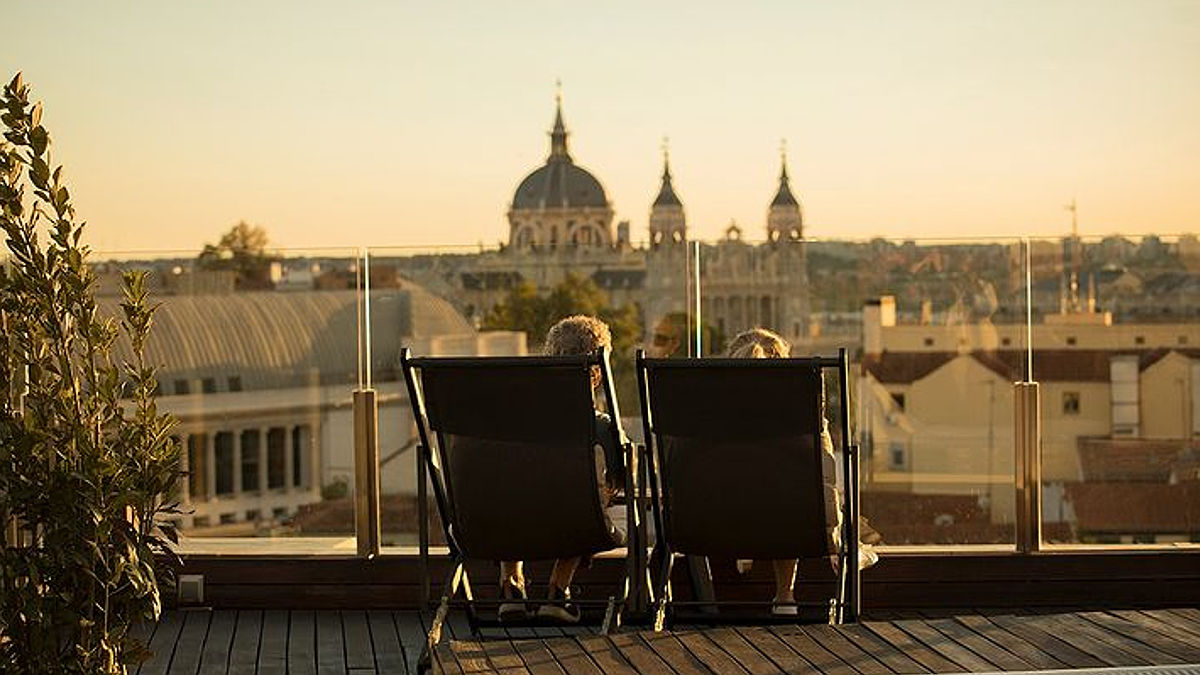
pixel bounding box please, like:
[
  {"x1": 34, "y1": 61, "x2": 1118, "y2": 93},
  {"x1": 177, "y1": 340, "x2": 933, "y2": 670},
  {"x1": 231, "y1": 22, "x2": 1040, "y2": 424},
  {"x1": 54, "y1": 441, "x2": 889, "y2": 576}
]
[
  {"x1": 401, "y1": 347, "x2": 641, "y2": 668},
  {"x1": 636, "y1": 347, "x2": 861, "y2": 628}
]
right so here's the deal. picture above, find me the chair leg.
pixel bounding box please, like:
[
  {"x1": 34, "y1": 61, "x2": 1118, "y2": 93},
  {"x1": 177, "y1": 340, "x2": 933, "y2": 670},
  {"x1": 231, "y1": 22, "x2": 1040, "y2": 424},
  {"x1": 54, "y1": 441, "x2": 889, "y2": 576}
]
[
  {"x1": 601, "y1": 595, "x2": 619, "y2": 635},
  {"x1": 653, "y1": 554, "x2": 675, "y2": 632},
  {"x1": 426, "y1": 561, "x2": 465, "y2": 656}
]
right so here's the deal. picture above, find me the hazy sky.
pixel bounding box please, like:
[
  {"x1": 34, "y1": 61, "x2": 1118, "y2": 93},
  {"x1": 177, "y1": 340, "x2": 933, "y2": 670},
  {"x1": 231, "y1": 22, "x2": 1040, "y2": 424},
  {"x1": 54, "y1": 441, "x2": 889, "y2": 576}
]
[{"x1": 4, "y1": 1, "x2": 1198, "y2": 253}]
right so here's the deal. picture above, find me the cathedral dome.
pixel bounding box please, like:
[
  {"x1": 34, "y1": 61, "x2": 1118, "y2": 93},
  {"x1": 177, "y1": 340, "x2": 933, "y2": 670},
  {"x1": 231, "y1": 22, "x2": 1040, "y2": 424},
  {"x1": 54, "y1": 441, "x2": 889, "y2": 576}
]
[
  {"x1": 512, "y1": 162, "x2": 608, "y2": 209},
  {"x1": 510, "y1": 97, "x2": 609, "y2": 210}
]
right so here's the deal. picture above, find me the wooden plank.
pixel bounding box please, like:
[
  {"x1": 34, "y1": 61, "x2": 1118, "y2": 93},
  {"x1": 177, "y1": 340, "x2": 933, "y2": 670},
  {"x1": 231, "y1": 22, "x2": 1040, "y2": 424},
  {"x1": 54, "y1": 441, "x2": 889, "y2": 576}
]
[
  {"x1": 609, "y1": 632, "x2": 677, "y2": 675},
  {"x1": 228, "y1": 610, "x2": 262, "y2": 674},
  {"x1": 1026, "y1": 613, "x2": 1151, "y2": 666},
  {"x1": 447, "y1": 640, "x2": 491, "y2": 673},
  {"x1": 316, "y1": 610, "x2": 347, "y2": 674},
  {"x1": 952, "y1": 615, "x2": 1066, "y2": 671},
  {"x1": 343, "y1": 610, "x2": 376, "y2": 671},
  {"x1": 140, "y1": 610, "x2": 185, "y2": 675},
  {"x1": 986, "y1": 614, "x2": 1105, "y2": 669},
  {"x1": 257, "y1": 610, "x2": 289, "y2": 675},
  {"x1": 640, "y1": 630, "x2": 714, "y2": 675},
  {"x1": 197, "y1": 610, "x2": 237, "y2": 675},
  {"x1": 404, "y1": 610, "x2": 434, "y2": 674},
  {"x1": 801, "y1": 625, "x2": 891, "y2": 675},
  {"x1": 367, "y1": 610, "x2": 407, "y2": 675},
  {"x1": 836, "y1": 623, "x2": 930, "y2": 674},
  {"x1": 540, "y1": 636, "x2": 604, "y2": 675},
  {"x1": 1119, "y1": 610, "x2": 1200, "y2": 655},
  {"x1": 130, "y1": 619, "x2": 158, "y2": 663},
  {"x1": 289, "y1": 610, "x2": 318, "y2": 675},
  {"x1": 678, "y1": 629, "x2": 754, "y2": 674},
  {"x1": 923, "y1": 618, "x2": 1032, "y2": 671},
  {"x1": 1077, "y1": 611, "x2": 1196, "y2": 663},
  {"x1": 893, "y1": 619, "x2": 998, "y2": 672},
  {"x1": 512, "y1": 637, "x2": 567, "y2": 675},
  {"x1": 860, "y1": 622, "x2": 960, "y2": 674},
  {"x1": 1156, "y1": 608, "x2": 1200, "y2": 639},
  {"x1": 770, "y1": 625, "x2": 857, "y2": 675},
  {"x1": 731, "y1": 627, "x2": 813, "y2": 674},
  {"x1": 479, "y1": 637, "x2": 531, "y2": 674},
  {"x1": 575, "y1": 634, "x2": 639, "y2": 675},
  {"x1": 704, "y1": 627, "x2": 785, "y2": 675},
  {"x1": 167, "y1": 610, "x2": 211, "y2": 675}
]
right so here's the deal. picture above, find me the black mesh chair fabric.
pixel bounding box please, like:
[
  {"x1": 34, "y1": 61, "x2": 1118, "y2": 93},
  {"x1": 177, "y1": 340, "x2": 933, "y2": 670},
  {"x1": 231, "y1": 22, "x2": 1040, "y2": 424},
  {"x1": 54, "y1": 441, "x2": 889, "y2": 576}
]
[
  {"x1": 413, "y1": 357, "x2": 622, "y2": 562},
  {"x1": 642, "y1": 359, "x2": 832, "y2": 559}
]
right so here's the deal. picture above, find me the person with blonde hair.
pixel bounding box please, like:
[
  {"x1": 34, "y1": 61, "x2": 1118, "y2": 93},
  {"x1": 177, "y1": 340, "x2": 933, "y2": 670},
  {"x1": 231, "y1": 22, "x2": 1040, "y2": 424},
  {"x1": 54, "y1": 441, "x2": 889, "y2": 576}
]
[
  {"x1": 725, "y1": 327, "x2": 876, "y2": 615},
  {"x1": 498, "y1": 314, "x2": 625, "y2": 623}
]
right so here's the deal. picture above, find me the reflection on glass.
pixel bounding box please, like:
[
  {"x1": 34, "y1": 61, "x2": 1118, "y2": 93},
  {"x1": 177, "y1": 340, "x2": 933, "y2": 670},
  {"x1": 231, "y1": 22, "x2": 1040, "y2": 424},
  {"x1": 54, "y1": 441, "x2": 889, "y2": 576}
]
[
  {"x1": 93, "y1": 247, "x2": 364, "y2": 552},
  {"x1": 849, "y1": 240, "x2": 1024, "y2": 546},
  {"x1": 1033, "y1": 234, "x2": 1200, "y2": 545}
]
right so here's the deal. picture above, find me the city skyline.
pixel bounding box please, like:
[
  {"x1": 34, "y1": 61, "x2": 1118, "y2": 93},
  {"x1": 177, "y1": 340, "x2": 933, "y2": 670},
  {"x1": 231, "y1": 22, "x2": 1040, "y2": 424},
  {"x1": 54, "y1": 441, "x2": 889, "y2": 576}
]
[{"x1": 3, "y1": 0, "x2": 1198, "y2": 254}]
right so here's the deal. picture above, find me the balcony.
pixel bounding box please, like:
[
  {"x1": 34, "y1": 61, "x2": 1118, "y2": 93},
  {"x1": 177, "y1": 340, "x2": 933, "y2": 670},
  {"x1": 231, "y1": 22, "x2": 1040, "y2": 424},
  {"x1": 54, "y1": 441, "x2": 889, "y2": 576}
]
[{"x1": 44, "y1": 236, "x2": 1200, "y2": 672}]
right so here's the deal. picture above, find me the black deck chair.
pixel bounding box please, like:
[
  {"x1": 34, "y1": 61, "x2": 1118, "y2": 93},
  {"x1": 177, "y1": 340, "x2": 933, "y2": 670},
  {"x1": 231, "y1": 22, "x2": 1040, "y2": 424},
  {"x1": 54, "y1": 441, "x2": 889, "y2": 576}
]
[
  {"x1": 636, "y1": 347, "x2": 861, "y2": 629},
  {"x1": 400, "y1": 347, "x2": 639, "y2": 667}
]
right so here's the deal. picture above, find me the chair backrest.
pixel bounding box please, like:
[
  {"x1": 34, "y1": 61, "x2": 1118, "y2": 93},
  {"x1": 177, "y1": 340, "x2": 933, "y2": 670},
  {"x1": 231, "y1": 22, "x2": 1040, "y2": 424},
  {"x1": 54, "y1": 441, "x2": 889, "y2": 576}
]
[
  {"x1": 404, "y1": 352, "x2": 621, "y2": 561},
  {"x1": 639, "y1": 356, "x2": 835, "y2": 559}
]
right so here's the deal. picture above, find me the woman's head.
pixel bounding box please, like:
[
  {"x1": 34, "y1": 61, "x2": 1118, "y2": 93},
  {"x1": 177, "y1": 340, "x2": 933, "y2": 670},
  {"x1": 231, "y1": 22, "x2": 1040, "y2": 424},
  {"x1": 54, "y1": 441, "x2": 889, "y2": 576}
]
[
  {"x1": 544, "y1": 315, "x2": 612, "y2": 356},
  {"x1": 725, "y1": 327, "x2": 790, "y2": 359},
  {"x1": 545, "y1": 315, "x2": 612, "y2": 390}
]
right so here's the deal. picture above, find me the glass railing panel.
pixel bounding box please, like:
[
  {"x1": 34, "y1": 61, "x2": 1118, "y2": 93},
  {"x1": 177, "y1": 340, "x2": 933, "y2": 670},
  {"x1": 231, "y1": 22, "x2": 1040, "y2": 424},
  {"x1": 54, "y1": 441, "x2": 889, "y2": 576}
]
[
  {"x1": 368, "y1": 240, "x2": 687, "y2": 551},
  {"x1": 691, "y1": 234, "x2": 1024, "y2": 547},
  {"x1": 819, "y1": 236, "x2": 1024, "y2": 547},
  {"x1": 1032, "y1": 233, "x2": 1200, "y2": 546},
  {"x1": 92, "y1": 247, "x2": 364, "y2": 554}
]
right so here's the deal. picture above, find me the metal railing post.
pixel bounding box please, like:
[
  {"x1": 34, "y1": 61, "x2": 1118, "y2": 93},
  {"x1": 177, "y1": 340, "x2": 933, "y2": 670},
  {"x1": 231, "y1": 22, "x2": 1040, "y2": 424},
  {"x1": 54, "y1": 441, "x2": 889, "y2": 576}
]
[
  {"x1": 1014, "y1": 381, "x2": 1042, "y2": 553},
  {"x1": 354, "y1": 388, "x2": 381, "y2": 558}
]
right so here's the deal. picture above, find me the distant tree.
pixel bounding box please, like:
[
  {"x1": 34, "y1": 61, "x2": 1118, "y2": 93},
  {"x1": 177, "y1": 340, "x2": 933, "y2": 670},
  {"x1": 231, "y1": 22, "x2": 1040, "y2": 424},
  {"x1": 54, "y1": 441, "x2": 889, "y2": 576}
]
[
  {"x1": 483, "y1": 274, "x2": 644, "y2": 410},
  {"x1": 483, "y1": 274, "x2": 641, "y2": 356},
  {"x1": 197, "y1": 221, "x2": 275, "y2": 289}
]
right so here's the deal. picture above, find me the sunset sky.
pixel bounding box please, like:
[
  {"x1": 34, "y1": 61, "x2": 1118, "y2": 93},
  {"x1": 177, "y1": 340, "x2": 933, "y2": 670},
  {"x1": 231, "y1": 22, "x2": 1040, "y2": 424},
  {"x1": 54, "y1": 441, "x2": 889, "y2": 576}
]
[{"x1": 3, "y1": 1, "x2": 1198, "y2": 254}]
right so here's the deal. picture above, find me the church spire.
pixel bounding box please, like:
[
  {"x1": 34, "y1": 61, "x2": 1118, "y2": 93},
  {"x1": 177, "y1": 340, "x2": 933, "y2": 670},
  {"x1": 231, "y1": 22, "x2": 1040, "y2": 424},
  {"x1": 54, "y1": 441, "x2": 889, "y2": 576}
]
[
  {"x1": 549, "y1": 80, "x2": 571, "y2": 161},
  {"x1": 771, "y1": 139, "x2": 798, "y2": 207},
  {"x1": 653, "y1": 137, "x2": 681, "y2": 207}
]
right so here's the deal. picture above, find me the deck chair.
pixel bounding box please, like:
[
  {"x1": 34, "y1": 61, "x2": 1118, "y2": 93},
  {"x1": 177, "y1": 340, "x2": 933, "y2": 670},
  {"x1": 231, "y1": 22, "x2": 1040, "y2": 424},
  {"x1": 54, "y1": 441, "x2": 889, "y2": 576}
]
[
  {"x1": 636, "y1": 347, "x2": 861, "y2": 629},
  {"x1": 400, "y1": 348, "x2": 638, "y2": 666}
]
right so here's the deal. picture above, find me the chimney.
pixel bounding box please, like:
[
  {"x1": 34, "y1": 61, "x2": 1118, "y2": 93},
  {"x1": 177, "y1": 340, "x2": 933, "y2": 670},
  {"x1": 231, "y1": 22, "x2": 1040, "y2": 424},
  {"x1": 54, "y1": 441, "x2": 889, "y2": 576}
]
[{"x1": 863, "y1": 296, "x2": 896, "y2": 356}]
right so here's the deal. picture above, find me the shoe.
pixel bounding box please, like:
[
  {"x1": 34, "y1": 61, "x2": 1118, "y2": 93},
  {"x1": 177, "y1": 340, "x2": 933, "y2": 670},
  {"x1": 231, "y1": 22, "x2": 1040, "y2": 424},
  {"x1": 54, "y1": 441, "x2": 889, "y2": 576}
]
[
  {"x1": 498, "y1": 580, "x2": 529, "y2": 622},
  {"x1": 771, "y1": 601, "x2": 799, "y2": 616},
  {"x1": 536, "y1": 585, "x2": 581, "y2": 624},
  {"x1": 859, "y1": 545, "x2": 879, "y2": 570}
]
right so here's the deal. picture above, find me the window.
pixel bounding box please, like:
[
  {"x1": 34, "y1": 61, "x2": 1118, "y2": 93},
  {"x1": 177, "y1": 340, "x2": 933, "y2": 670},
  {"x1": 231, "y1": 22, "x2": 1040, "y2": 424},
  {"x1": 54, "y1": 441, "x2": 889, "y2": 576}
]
[
  {"x1": 1135, "y1": 336, "x2": 1145, "y2": 345},
  {"x1": 267, "y1": 427, "x2": 287, "y2": 489},
  {"x1": 245, "y1": 509, "x2": 260, "y2": 522},
  {"x1": 1179, "y1": 336, "x2": 1189, "y2": 345},
  {"x1": 202, "y1": 378, "x2": 217, "y2": 394},
  {"x1": 228, "y1": 376, "x2": 242, "y2": 392},
  {"x1": 1066, "y1": 336, "x2": 1077, "y2": 346},
  {"x1": 888, "y1": 442, "x2": 908, "y2": 470},
  {"x1": 1063, "y1": 392, "x2": 1080, "y2": 415},
  {"x1": 174, "y1": 379, "x2": 190, "y2": 395},
  {"x1": 214, "y1": 432, "x2": 234, "y2": 495},
  {"x1": 187, "y1": 433, "x2": 208, "y2": 501},
  {"x1": 192, "y1": 516, "x2": 210, "y2": 528},
  {"x1": 923, "y1": 337, "x2": 934, "y2": 347},
  {"x1": 219, "y1": 513, "x2": 236, "y2": 525},
  {"x1": 240, "y1": 430, "x2": 260, "y2": 492},
  {"x1": 293, "y1": 425, "x2": 311, "y2": 488},
  {"x1": 1001, "y1": 337, "x2": 1011, "y2": 347}
]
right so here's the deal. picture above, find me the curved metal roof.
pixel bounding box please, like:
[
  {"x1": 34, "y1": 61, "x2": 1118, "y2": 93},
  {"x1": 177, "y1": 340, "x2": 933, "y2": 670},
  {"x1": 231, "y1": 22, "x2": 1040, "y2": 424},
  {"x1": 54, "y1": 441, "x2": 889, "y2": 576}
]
[{"x1": 100, "y1": 286, "x2": 472, "y2": 391}]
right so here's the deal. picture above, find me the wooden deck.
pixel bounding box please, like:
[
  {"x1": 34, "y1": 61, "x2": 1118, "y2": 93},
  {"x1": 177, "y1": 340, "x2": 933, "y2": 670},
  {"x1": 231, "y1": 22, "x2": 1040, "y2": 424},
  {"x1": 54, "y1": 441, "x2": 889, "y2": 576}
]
[{"x1": 134, "y1": 608, "x2": 1200, "y2": 674}]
